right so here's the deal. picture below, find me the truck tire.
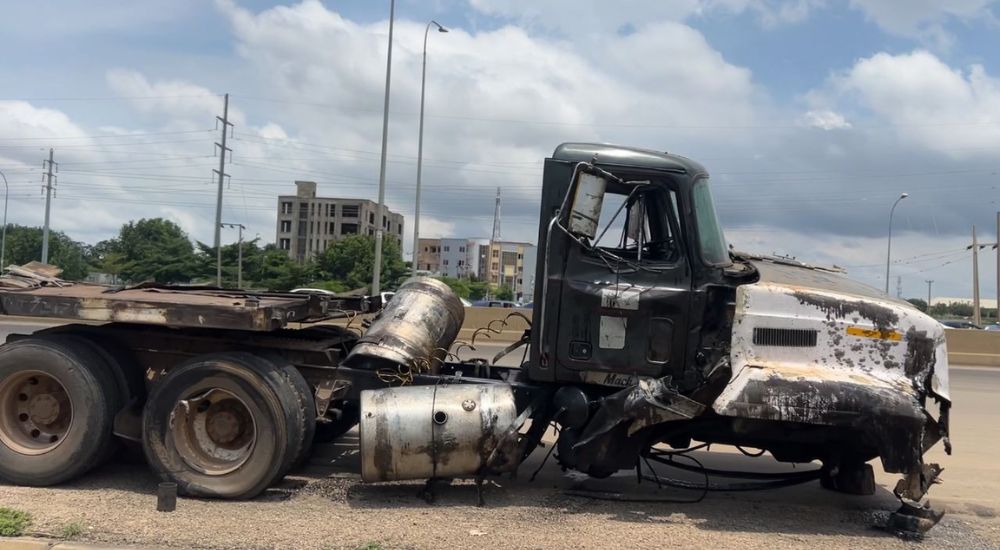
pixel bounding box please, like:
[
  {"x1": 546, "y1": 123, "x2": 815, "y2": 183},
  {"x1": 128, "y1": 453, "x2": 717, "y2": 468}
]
[
  {"x1": 37, "y1": 334, "x2": 138, "y2": 451},
  {"x1": 142, "y1": 352, "x2": 304, "y2": 499},
  {"x1": 257, "y1": 352, "x2": 316, "y2": 470},
  {"x1": 0, "y1": 338, "x2": 120, "y2": 486}
]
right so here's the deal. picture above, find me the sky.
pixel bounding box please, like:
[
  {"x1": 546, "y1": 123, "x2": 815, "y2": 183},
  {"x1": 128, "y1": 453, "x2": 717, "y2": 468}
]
[{"x1": 0, "y1": 0, "x2": 999, "y2": 300}]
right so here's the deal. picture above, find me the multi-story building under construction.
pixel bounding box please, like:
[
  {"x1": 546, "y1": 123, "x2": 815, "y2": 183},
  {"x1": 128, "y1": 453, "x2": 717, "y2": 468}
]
[{"x1": 276, "y1": 181, "x2": 404, "y2": 263}]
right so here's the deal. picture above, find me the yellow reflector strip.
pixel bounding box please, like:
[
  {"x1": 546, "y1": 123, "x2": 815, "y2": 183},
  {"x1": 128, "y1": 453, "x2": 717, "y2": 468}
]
[{"x1": 846, "y1": 326, "x2": 902, "y2": 341}]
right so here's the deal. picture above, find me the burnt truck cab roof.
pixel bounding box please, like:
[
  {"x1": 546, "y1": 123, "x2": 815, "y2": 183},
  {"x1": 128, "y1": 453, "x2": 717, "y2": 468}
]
[{"x1": 550, "y1": 142, "x2": 709, "y2": 180}]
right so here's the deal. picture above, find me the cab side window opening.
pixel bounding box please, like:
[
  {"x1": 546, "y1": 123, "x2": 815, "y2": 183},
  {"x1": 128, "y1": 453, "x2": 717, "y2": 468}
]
[{"x1": 591, "y1": 186, "x2": 680, "y2": 264}]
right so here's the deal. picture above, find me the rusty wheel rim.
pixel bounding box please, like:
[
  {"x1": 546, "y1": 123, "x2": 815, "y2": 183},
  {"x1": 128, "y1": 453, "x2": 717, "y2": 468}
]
[
  {"x1": 0, "y1": 370, "x2": 74, "y2": 455},
  {"x1": 171, "y1": 388, "x2": 257, "y2": 476}
]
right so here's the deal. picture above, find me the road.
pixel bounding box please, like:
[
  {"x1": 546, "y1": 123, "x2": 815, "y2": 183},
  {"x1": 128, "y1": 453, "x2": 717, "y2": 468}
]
[{"x1": 0, "y1": 320, "x2": 998, "y2": 549}]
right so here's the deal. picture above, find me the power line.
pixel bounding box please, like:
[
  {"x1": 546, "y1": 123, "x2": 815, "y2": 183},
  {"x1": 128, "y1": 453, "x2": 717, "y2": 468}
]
[
  {"x1": 0, "y1": 95, "x2": 220, "y2": 101},
  {"x1": 0, "y1": 129, "x2": 214, "y2": 141},
  {"x1": 229, "y1": 95, "x2": 1000, "y2": 130}
]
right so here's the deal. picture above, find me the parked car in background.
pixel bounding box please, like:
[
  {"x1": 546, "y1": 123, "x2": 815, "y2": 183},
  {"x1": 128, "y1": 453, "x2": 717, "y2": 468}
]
[
  {"x1": 940, "y1": 320, "x2": 984, "y2": 330},
  {"x1": 290, "y1": 288, "x2": 335, "y2": 295},
  {"x1": 984, "y1": 324, "x2": 1000, "y2": 332},
  {"x1": 471, "y1": 299, "x2": 521, "y2": 308}
]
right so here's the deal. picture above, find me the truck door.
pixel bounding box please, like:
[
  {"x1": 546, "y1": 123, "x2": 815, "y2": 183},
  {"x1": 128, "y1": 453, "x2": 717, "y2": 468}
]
[{"x1": 553, "y1": 182, "x2": 691, "y2": 384}]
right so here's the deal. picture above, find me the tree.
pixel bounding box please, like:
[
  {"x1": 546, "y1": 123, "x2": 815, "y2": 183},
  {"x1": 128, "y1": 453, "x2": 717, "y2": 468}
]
[
  {"x1": 906, "y1": 298, "x2": 928, "y2": 313},
  {"x1": 97, "y1": 219, "x2": 200, "y2": 284},
  {"x1": 2, "y1": 225, "x2": 90, "y2": 280},
  {"x1": 468, "y1": 280, "x2": 490, "y2": 300},
  {"x1": 436, "y1": 276, "x2": 471, "y2": 299},
  {"x1": 315, "y1": 235, "x2": 406, "y2": 291},
  {"x1": 495, "y1": 285, "x2": 515, "y2": 301}
]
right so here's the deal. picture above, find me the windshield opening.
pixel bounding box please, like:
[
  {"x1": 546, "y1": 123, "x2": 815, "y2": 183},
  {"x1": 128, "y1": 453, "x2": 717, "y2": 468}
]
[{"x1": 692, "y1": 178, "x2": 731, "y2": 266}]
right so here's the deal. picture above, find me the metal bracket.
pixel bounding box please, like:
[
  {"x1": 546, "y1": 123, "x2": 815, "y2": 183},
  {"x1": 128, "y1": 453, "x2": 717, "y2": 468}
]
[{"x1": 315, "y1": 379, "x2": 351, "y2": 418}]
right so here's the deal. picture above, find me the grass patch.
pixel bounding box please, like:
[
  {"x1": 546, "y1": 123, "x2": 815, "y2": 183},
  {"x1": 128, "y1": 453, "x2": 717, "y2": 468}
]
[
  {"x1": 358, "y1": 543, "x2": 383, "y2": 550},
  {"x1": 0, "y1": 507, "x2": 31, "y2": 537},
  {"x1": 60, "y1": 521, "x2": 84, "y2": 539}
]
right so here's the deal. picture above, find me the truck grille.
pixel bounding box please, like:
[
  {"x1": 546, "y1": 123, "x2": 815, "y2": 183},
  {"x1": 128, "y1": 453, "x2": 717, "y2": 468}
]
[{"x1": 753, "y1": 327, "x2": 818, "y2": 347}]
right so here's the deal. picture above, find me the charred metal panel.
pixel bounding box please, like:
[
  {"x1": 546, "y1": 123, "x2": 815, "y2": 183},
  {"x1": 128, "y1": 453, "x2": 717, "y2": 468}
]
[
  {"x1": 0, "y1": 285, "x2": 364, "y2": 331},
  {"x1": 345, "y1": 277, "x2": 464, "y2": 372},
  {"x1": 715, "y1": 263, "x2": 951, "y2": 473}
]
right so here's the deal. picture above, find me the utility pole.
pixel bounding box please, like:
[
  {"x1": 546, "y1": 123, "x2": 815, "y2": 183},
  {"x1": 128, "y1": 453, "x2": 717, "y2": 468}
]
[
  {"x1": 411, "y1": 20, "x2": 449, "y2": 277},
  {"x1": 221, "y1": 222, "x2": 246, "y2": 289},
  {"x1": 972, "y1": 225, "x2": 982, "y2": 326},
  {"x1": 487, "y1": 187, "x2": 502, "y2": 299},
  {"x1": 0, "y1": 170, "x2": 8, "y2": 270},
  {"x1": 213, "y1": 93, "x2": 233, "y2": 287},
  {"x1": 968, "y1": 225, "x2": 999, "y2": 326},
  {"x1": 925, "y1": 280, "x2": 933, "y2": 309},
  {"x1": 371, "y1": 0, "x2": 396, "y2": 297},
  {"x1": 41, "y1": 149, "x2": 56, "y2": 264}
]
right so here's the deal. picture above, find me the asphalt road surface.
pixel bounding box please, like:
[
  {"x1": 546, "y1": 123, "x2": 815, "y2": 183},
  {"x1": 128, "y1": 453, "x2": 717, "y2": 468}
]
[{"x1": 0, "y1": 320, "x2": 997, "y2": 549}]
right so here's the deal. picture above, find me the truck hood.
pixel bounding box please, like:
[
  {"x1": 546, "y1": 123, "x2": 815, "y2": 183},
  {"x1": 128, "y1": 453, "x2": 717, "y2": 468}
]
[{"x1": 724, "y1": 258, "x2": 950, "y2": 401}]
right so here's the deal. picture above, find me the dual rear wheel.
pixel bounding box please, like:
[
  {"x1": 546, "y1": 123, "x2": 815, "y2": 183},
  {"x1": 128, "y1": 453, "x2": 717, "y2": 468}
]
[
  {"x1": 0, "y1": 337, "x2": 352, "y2": 499},
  {"x1": 142, "y1": 352, "x2": 315, "y2": 499}
]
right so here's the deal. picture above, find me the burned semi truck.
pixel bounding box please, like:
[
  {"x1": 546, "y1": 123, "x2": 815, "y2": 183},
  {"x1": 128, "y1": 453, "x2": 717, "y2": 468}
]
[{"x1": 0, "y1": 143, "x2": 950, "y2": 536}]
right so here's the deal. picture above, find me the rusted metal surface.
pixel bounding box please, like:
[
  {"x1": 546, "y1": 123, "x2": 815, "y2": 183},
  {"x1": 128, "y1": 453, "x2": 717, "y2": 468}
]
[
  {"x1": 358, "y1": 384, "x2": 517, "y2": 482},
  {"x1": 345, "y1": 277, "x2": 464, "y2": 373},
  {"x1": 0, "y1": 284, "x2": 369, "y2": 331}
]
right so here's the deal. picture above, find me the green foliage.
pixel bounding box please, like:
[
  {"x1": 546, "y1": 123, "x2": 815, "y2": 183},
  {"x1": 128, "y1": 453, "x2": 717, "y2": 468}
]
[
  {"x1": 0, "y1": 507, "x2": 31, "y2": 537},
  {"x1": 95, "y1": 218, "x2": 200, "y2": 284},
  {"x1": 315, "y1": 235, "x2": 406, "y2": 291},
  {"x1": 60, "y1": 521, "x2": 84, "y2": 539},
  {"x1": 435, "y1": 276, "x2": 471, "y2": 298},
  {"x1": 467, "y1": 280, "x2": 490, "y2": 300},
  {"x1": 906, "y1": 298, "x2": 928, "y2": 313},
  {"x1": 929, "y1": 301, "x2": 974, "y2": 319},
  {"x1": 495, "y1": 285, "x2": 515, "y2": 301},
  {"x1": 357, "y1": 543, "x2": 383, "y2": 550},
  {"x1": 1, "y1": 224, "x2": 90, "y2": 280}
]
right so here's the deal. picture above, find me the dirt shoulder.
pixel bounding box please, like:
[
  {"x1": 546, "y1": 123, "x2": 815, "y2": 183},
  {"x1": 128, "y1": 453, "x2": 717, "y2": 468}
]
[{"x1": 1, "y1": 432, "x2": 998, "y2": 550}]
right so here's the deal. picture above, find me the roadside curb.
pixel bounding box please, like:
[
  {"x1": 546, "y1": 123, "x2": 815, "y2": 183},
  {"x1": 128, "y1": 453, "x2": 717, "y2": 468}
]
[{"x1": 0, "y1": 538, "x2": 164, "y2": 550}]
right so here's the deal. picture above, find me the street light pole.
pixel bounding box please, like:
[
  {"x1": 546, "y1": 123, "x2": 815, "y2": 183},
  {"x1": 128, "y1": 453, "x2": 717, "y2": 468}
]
[
  {"x1": 412, "y1": 20, "x2": 448, "y2": 277},
  {"x1": 884, "y1": 192, "x2": 909, "y2": 294},
  {"x1": 371, "y1": 0, "x2": 396, "y2": 297},
  {"x1": 0, "y1": 170, "x2": 7, "y2": 271},
  {"x1": 221, "y1": 222, "x2": 246, "y2": 289}
]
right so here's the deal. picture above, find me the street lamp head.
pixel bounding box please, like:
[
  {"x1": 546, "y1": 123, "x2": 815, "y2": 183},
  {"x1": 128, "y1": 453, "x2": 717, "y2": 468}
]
[
  {"x1": 900, "y1": 192, "x2": 909, "y2": 199},
  {"x1": 432, "y1": 20, "x2": 448, "y2": 32}
]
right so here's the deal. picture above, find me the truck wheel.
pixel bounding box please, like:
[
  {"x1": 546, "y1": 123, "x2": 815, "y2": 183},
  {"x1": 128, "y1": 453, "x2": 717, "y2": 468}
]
[
  {"x1": 257, "y1": 353, "x2": 316, "y2": 469},
  {"x1": 142, "y1": 352, "x2": 304, "y2": 499},
  {"x1": 313, "y1": 400, "x2": 360, "y2": 443},
  {"x1": 0, "y1": 338, "x2": 120, "y2": 486}
]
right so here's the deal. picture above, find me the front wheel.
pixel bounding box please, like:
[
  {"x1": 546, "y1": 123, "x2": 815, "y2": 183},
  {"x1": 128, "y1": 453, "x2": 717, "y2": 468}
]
[{"x1": 142, "y1": 353, "x2": 304, "y2": 499}]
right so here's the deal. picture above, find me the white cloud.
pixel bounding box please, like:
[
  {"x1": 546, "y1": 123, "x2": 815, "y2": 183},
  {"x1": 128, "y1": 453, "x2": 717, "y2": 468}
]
[
  {"x1": 847, "y1": 0, "x2": 997, "y2": 46},
  {"x1": 214, "y1": 0, "x2": 763, "y2": 248},
  {"x1": 106, "y1": 69, "x2": 246, "y2": 127},
  {"x1": 800, "y1": 109, "x2": 852, "y2": 129},
  {"x1": 831, "y1": 50, "x2": 1000, "y2": 157}
]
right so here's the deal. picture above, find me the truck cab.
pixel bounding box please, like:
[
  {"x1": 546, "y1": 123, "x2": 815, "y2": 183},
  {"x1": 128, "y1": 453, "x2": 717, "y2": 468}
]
[
  {"x1": 527, "y1": 144, "x2": 950, "y2": 521},
  {"x1": 529, "y1": 143, "x2": 739, "y2": 391}
]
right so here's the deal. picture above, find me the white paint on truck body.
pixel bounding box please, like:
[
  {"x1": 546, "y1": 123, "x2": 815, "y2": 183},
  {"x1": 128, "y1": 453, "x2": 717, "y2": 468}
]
[{"x1": 714, "y1": 277, "x2": 950, "y2": 419}]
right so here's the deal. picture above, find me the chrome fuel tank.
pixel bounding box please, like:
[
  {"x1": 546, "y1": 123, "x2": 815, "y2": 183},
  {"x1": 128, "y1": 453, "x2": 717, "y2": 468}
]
[
  {"x1": 359, "y1": 384, "x2": 517, "y2": 482},
  {"x1": 345, "y1": 277, "x2": 465, "y2": 371}
]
